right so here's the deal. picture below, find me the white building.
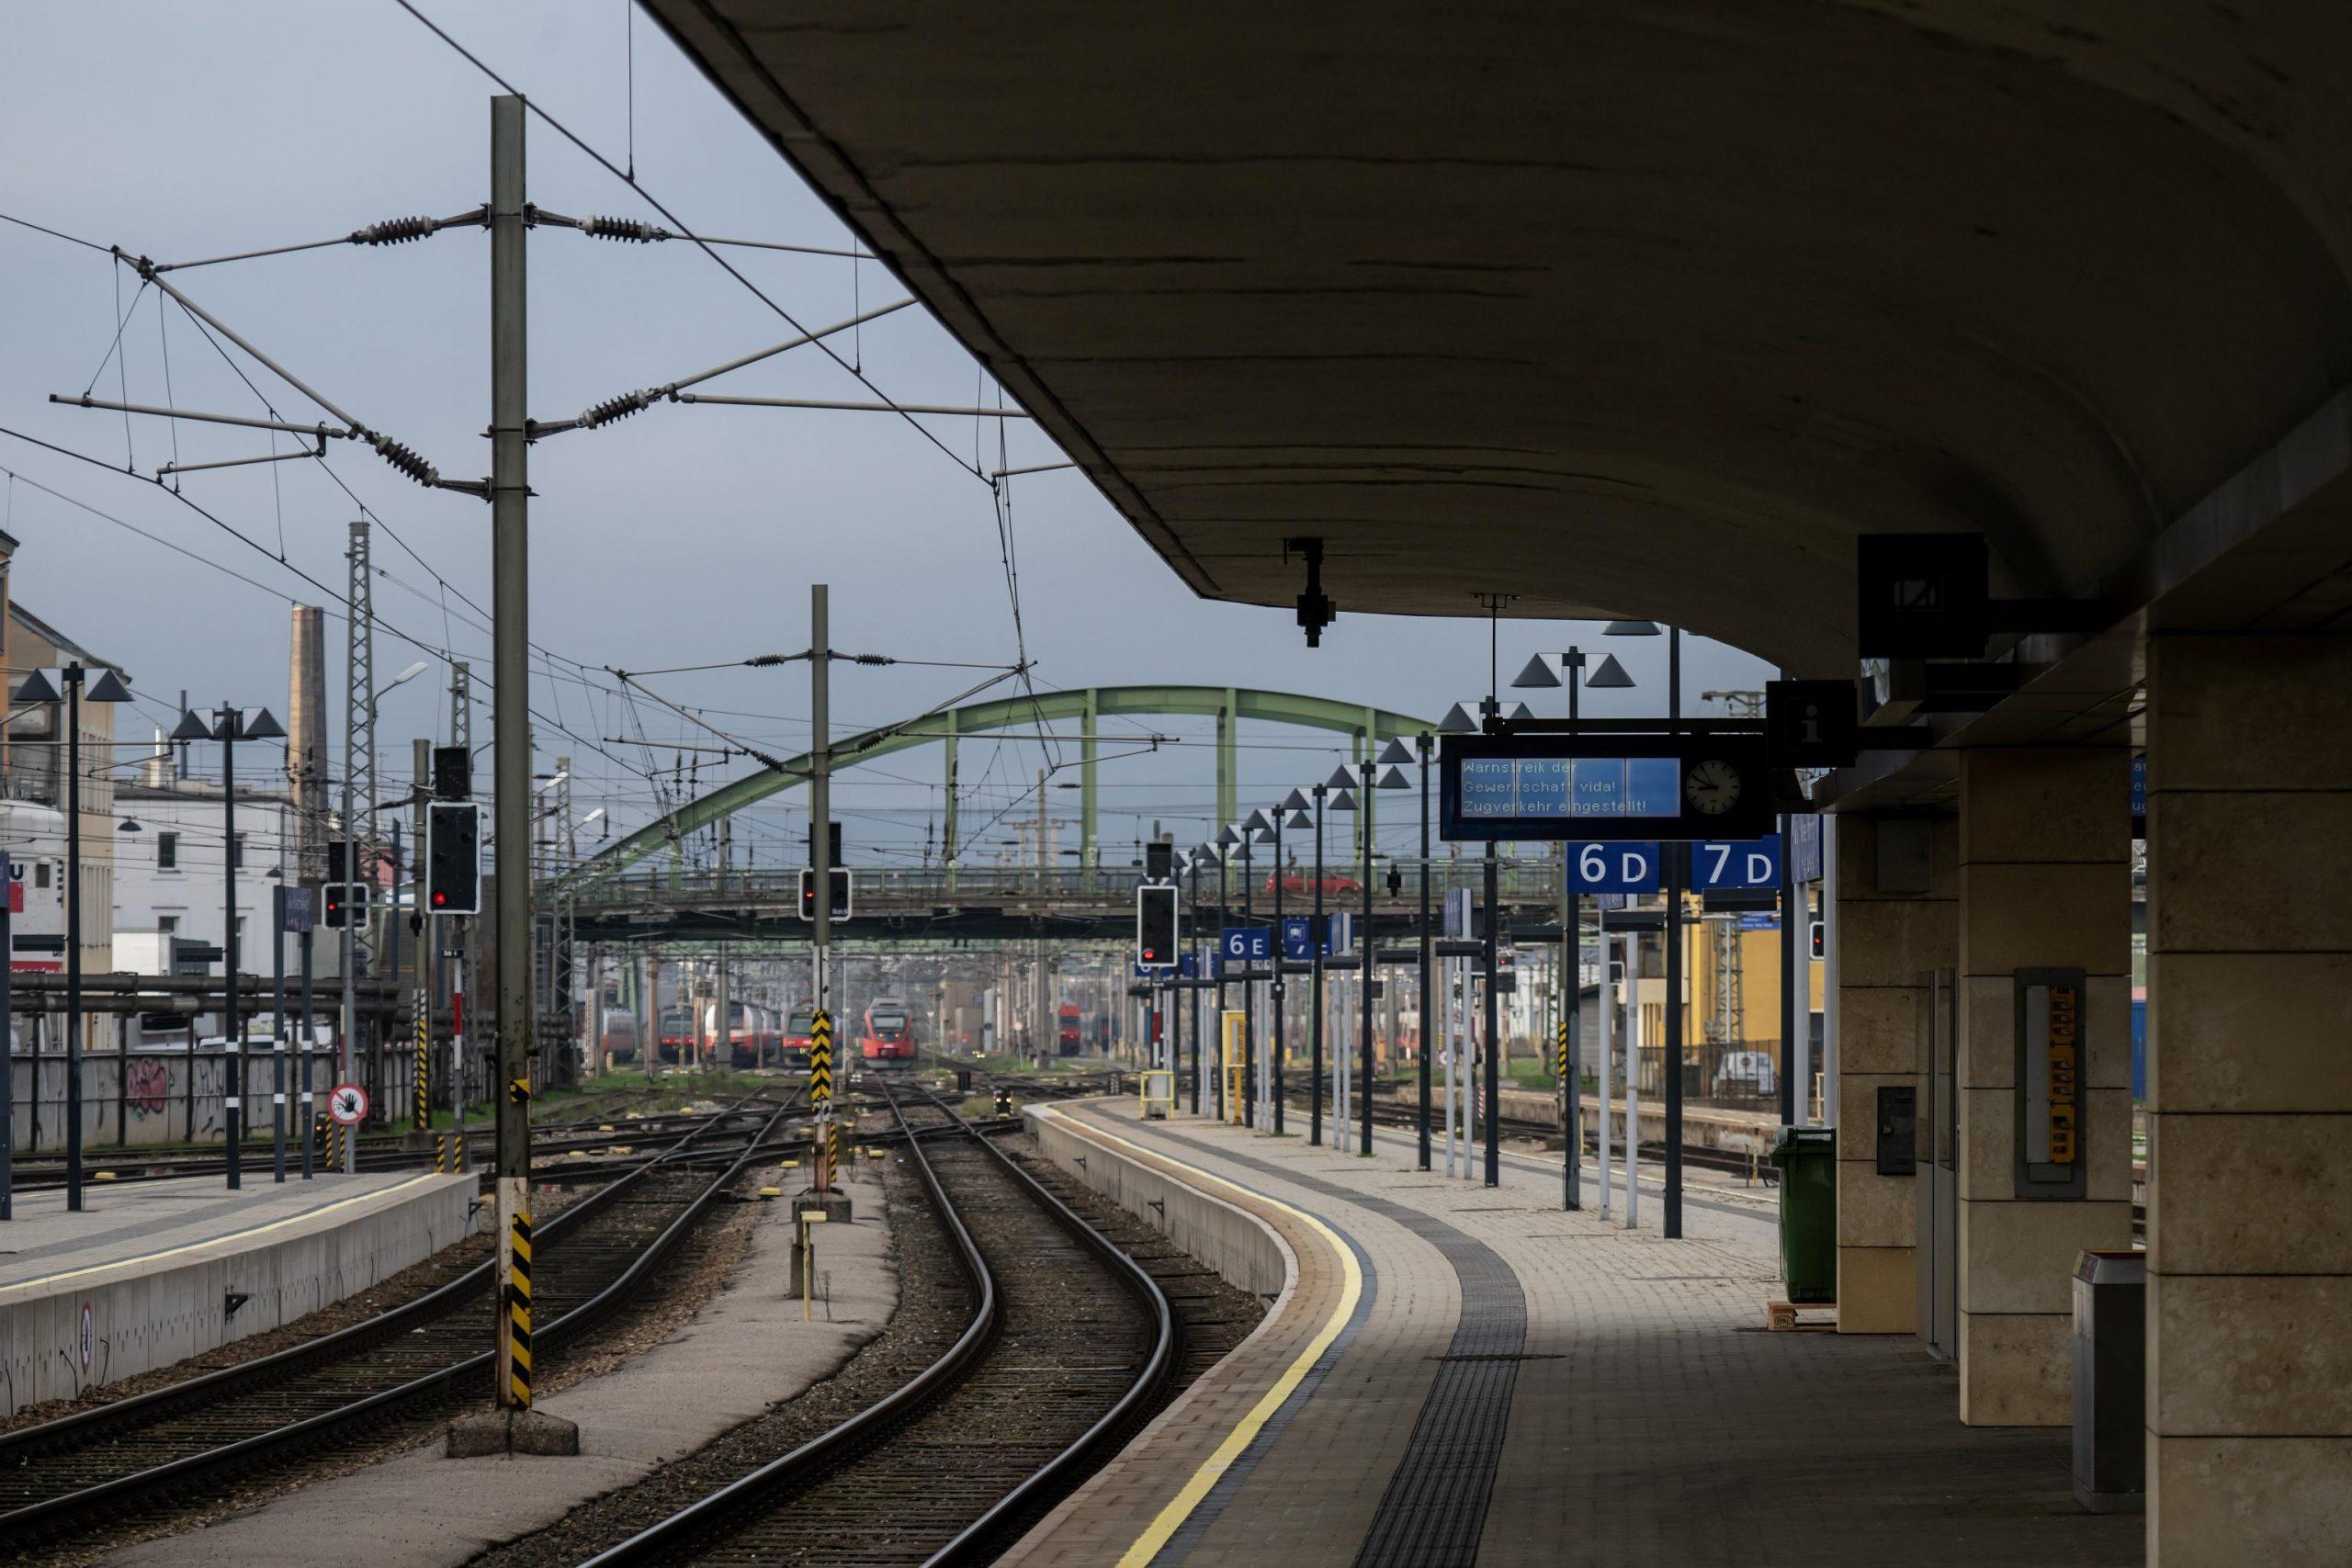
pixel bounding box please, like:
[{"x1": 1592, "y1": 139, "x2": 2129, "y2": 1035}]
[{"x1": 110, "y1": 759, "x2": 297, "y2": 993}]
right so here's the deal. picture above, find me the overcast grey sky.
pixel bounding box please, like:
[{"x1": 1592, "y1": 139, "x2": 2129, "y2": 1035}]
[{"x1": 0, "y1": 1, "x2": 1774, "y2": 871}]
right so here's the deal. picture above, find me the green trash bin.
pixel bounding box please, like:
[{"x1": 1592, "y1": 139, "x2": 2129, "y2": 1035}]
[{"x1": 1768, "y1": 1126, "x2": 1838, "y2": 1303}]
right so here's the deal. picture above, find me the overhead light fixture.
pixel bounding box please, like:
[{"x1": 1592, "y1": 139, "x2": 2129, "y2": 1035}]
[
  {"x1": 1510, "y1": 654, "x2": 1560, "y2": 690},
  {"x1": 1329, "y1": 788, "x2": 1359, "y2": 812},
  {"x1": 1376, "y1": 764, "x2": 1411, "y2": 790},
  {"x1": 1604, "y1": 619, "x2": 1660, "y2": 637},
  {"x1": 12, "y1": 670, "x2": 61, "y2": 705},
  {"x1": 239, "y1": 706, "x2": 287, "y2": 740},
  {"x1": 1377, "y1": 739, "x2": 1414, "y2": 766},
  {"x1": 85, "y1": 669, "x2": 132, "y2": 705},
  {"x1": 1436, "y1": 702, "x2": 1479, "y2": 734},
  {"x1": 1586, "y1": 652, "x2": 1636, "y2": 689}
]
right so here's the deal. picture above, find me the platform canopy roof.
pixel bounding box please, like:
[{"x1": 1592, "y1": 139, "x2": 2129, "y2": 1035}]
[{"x1": 645, "y1": 2, "x2": 2352, "y2": 725}]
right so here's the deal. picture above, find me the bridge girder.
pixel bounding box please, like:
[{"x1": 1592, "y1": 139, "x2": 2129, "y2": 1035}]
[{"x1": 586, "y1": 683, "x2": 1430, "y2": 880}]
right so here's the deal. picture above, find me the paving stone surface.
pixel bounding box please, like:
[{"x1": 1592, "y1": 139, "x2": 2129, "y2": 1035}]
[{"x1": 1014, "y1": 1101, "x2": 2140, "y2": 1568}]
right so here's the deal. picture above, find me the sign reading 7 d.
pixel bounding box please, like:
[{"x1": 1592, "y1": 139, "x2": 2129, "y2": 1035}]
[{"x1": 1692, "y1": 835, "x2": 1781, "y2": 890}]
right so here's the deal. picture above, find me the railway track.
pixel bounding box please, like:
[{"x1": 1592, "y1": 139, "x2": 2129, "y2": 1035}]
[
  {"x1": 0, "y1": 1097, "x2": 788, "y2": 1547},
  {"x1": 5, "y1": 1095, "x2": 799, "y2": 1193},
  {"x1": 582, "y1": 1080, "x2": 1176, "y2": 1567}
]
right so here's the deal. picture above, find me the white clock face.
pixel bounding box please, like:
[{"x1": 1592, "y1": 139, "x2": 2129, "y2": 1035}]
[{"x1": 1684, "y1": 758, "x2": 1742, "y2": 815}]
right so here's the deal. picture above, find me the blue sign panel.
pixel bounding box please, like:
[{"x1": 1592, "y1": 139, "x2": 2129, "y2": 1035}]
[
  {"x1": 1692, "y1": 836, "x2": 1781, "y2": 890},
  {"x1": 1222, "y1": 926, "x2": 1272, "y2": 963},
  {"x1": 1789, "y1": 814, "x2": 1823, "y2": 883},
  {"x1": 1568, "y1": 841, "x2": 1659, "y2": 894},
  {"x1": 1281, "y1": 916, "x2": 1317, "y2": 962},
  {"x1": 1179, "y1": 953, "x2": 1198, "y2": 979},
  {"x1": 2131, "y1": 754, "x2": 2146, "y2": 829}
]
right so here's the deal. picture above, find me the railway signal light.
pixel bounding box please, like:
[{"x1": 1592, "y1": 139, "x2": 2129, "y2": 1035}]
[
  {"x1": 797, "y1": 867, "x2": 852, "y2": 921},
  {"x1": 426, "y1": 801, "x2": 482, "y2": 914},
  {"x1": 1809, "y1": 919, "x2": 1826, "y2": 960},
  {"x1": 432, "y1": 744, "x2": 472, "y2": 801},
  {"x1": 1136, "y1": 884, "x2": 1179, "y2": 969},
  {"x1": 322, "y1": 880, "x2": 371, "y2": 929}
]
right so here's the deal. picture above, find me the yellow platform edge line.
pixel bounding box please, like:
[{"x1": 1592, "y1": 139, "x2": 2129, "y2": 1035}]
[{"x1": 1032, "y1": 1105, "x2": 1363, "y2": 1568}]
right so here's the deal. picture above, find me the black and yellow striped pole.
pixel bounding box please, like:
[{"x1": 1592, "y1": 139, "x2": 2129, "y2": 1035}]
[
  {"x1": 506, "y1": 1207, "x2": 535, "y2": 1406},
  {"x1": 414, "y1": 1009, "x2": 431, "y2": 1133},
  {"x1": 809, "y1": 1009, "x2": 835, "y2": 1193},
  {"x1": 499, "y1": 1073, "x2": 532, "y2": 1407},
  {"x1": 1556, "y1": 1019, "x2": 1569, "y2": 1084}
]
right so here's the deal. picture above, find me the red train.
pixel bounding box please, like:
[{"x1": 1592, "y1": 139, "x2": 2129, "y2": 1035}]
[{"x1": 859, "y1": 998, "x2": 917, "y2": 1065}]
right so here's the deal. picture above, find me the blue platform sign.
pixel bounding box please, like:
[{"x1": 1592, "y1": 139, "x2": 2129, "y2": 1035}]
[
  {"x1": 1789, "y1": 815, "x2": 1823, "y2": 882},
  {"x1": 1568, "y1": 841, "x2": 1659, "y2": 894},
  {"x1": 1692, "y1": 835, "x2": 1781, "y2": 890},
  {"x1": 1280, "y1": 916, "x2": 1317, "y2": 962},
  {"x1": 1179, "y1": 953, "x2": 1198, "y2": 979},
  {"x1": 1222, "y1": 926, "x2": 1272, "y2": 963}
]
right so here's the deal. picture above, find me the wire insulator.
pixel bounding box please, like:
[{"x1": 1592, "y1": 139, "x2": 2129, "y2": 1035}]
[
  {"x1": 582, "y1": 215, "x2": 669, "y2": 243},
  {"x1": 371, "y1": 434, "x2": 439, "y2": 487},
  {"x1": 351, "y1": 215, "x2": 442, "y2": 247},
  {"x1": 581, "y1": 392, "x2": 650, "y2": 429}
]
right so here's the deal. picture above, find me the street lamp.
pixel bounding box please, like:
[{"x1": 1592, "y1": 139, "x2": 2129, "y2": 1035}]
[
  {"x1": 1512, "y1": 646, "x2": 1637, "y2": 1212},
  {"x1": 12, "y1": 662, "x2": 130, "y2": 1213},
  {"x1": 1189, "y1": 841, "x2": 1215, "y2": 1114},
  {"x1": 173, "y1": 704, "x2": 288, "y2": 1190},
  {"x1": 1606, "y1": 616, "x2": 1688, "y2": 1236},
  {"x1": 337, "y1": 659, "x2": 428, "y2": 1172}
]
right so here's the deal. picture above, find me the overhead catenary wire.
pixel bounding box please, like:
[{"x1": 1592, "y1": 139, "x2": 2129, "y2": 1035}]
[{"x1": 389, "y1": 0, "x2": 1000, "y2": 486}]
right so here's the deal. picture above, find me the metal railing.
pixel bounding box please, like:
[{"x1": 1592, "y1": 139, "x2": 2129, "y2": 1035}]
[{"x1": 568, "y1": 859, "x2": 1577, "y2": 916}]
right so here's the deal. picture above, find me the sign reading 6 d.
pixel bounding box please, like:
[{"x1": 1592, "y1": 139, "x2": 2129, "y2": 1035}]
[{"x1": 1569, "y1": 842, "x2": 1658, "y2": 893}]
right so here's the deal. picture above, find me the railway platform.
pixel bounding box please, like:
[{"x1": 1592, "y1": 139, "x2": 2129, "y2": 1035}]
[
  {"x1": 0, "y1": 1169, "x2": 475, "y2": 1412},
  {"x1": 1011, "y1": 1098, "x2": 2139, "y2": 1567}
]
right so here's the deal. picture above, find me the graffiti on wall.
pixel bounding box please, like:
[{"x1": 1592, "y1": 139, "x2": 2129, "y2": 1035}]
[{"x1": 124, "y1": 1057, "x2": 168, "y2": 1118}]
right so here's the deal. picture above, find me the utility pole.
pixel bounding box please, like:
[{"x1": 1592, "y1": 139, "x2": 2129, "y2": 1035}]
[
  {"x1": 412, "y1": 739, "x2": 431, "y2": 1134},
  {"x1": 713, "y1": 818, "x2": 729, "y2": 1075},
  {"x1": 484, "y1": 93, "x2": 557, "y2": 1443},
  {"x1": 809, "y1": 582, "x2": 835, "y2": 1192},
  {"x1": 340, "y1": 519, "x2": 371, "y2": 1173},
  {"x1": 448, "y1": 663, "x2": 472, "y2": 1130}
]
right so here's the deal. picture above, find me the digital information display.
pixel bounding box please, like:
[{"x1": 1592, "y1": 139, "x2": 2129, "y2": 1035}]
[
  {"x1": 1457, "y1": 756, "x2": 1682, "y2": 820},
  {"x1": 1442, "y1": 733, "x2": 1774, "y2": 842}
]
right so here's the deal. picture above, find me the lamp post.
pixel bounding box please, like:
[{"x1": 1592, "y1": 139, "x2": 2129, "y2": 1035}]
[
  {"x1": 1189, "y1": 844, "x2": 1211, "y2": 1114},
  {"x1": 13, "y1": 662, "x2": 130, "y2": 1213},
  {"x1": 1513, "y1": 646, "x2": 1635, "y2": 1211},
  {"x1": 1415, "y1": 731, "x2": 1434, "y2": 1170},
  {"x1": 1607, "y1": 617, "x2": 1685, "y2": 1236},
  {"x1": 172, "y1": 703, "x2": 288, "y2": 1190},
  {"x1": 1308, "y1": 782, "x2": 1329, "y2": 1146},
  {"x1": 1215, "y1": 826, "x2": 1238, "y2": 1122},
  {"x1": 1270, "y1": 800, "x2": 1291, "y2": 1136},
  {"x1": 337, "y1": 660, "x2": 427, "y2": 1173}
]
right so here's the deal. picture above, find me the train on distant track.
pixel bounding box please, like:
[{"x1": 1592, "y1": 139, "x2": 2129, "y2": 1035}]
[{"x1": 859, "y1": 998, "x2": 917, "y2": 1065}]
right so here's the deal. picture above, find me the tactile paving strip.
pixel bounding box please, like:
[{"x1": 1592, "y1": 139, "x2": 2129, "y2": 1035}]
[{"x1": 1129, "y1": 1125, "x2": 1527, "y2": 1568}]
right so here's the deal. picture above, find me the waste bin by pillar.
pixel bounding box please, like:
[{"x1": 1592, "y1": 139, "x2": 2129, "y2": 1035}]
[
  {"x1": 1767, "y1": 1126, "x2": 1837, "y2": 1303},
  {"x1": 2072, "y1": 1249, "x2": 2146, "y2": 1513}
]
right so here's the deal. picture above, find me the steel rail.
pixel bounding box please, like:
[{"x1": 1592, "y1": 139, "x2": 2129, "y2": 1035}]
[
  {"x1": 579, "y1": 1078, "x2": 1176, "y2": 1566},
  {"x1": 0, "y1": 1097, "x2": 784, "y2": 1538},
  {"x1": 577, "y1": 1083, "x2": 1000, "y2": 1566}
]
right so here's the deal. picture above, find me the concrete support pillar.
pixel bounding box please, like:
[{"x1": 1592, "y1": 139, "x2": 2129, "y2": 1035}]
[
  {"x1": 1955, "y1": 748, "x2": 2134, "y2": 1426},
  {"x1": 2145, "y1": 635, "x2": 2352, "y2": 1561},
  {"x1": 1830, "y1": 812, "x2": 1954, "y2": 1334}
]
